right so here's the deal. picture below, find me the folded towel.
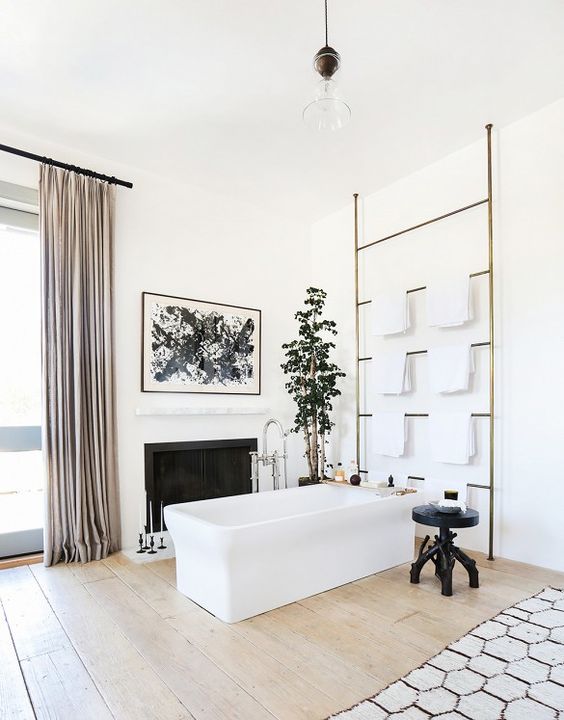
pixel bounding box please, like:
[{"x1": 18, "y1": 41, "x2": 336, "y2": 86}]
[
  {"x1": 426, "y1": 274, "x2": 473, "y2": 327},
  {"x1": 372, "y1": 412, "x2": 407, "y2": 457},
  {"x1": 360, "y1": 472, "x2": 409, "y2": 488},
  {"x1": 371, "y1": 290, "x2": 410, "y2": 336},
  {"x1": 428, "y1": 344, "x2": 475, "y2": 393},
  {"x1": 437, "y1": 499, "x2": 467, "y2": 513},
  {"x1": 372, "y1": 351, "x2": 411, "y2": 394},
  {"x1": 429, "y1": 412, "x2": 475, "y2": 464},
  {"x1": 359, "y1": 481, "x2": 382, "y2": 490}
]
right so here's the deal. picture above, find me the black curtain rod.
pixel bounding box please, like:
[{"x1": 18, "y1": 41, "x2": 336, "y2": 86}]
[{"x1": 0, "y1": 143, "x2": 133, "y2": 189}]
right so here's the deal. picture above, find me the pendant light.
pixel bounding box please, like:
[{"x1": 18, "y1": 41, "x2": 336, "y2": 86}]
[{"x1": 303, "y1": 0, "x2": 351, "y2": 131}]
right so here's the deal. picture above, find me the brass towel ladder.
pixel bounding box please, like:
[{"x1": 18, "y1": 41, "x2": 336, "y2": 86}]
[{"x1": 353, "y1": 123, "x2": 495, "y2": 561}]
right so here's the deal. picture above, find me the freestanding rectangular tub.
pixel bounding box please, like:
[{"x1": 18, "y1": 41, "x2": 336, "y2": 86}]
[{"x1": 165, "y1": 483, "x2": 419, "y2": 623}]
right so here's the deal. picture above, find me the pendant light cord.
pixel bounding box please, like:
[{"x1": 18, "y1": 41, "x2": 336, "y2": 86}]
[{"x1": 324, "y1": 0, "x2": 328, "y2": 46}]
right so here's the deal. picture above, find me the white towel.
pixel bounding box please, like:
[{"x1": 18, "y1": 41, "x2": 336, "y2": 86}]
[
  {"x1": 372, "y1": 351, "x2": 411, "y2": 394},
  {"x1": 438, "y1": 499, "x2": 467, "y2": 513},
  {"x1": 428, "y1": 344, "x2": 475, "y2": 393},
  {"x1": 426, "y1": 274, "x2": 473, "y2": 327},
  {"x1": 372, "y1": 412, "x2": 407, "y2": 457},
  {"x1": 371, "y1": 290, "x2": 410, "y2": 336},
  {"x1": 429, "y1": 412, "x2": 475, "y2": 464}
]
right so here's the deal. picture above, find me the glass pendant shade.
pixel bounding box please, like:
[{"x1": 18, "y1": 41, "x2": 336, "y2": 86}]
[{"x1": 303, "y1": 78, "x2": 351, "y2": 131}]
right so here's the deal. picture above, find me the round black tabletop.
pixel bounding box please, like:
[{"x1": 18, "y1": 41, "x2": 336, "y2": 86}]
[{"x1": 412, "y1": 504, "x2": 479, "y2": 529}]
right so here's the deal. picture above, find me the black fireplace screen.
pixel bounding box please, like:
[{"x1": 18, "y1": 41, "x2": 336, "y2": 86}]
[{"x1": 144, "y1": 438, "x2": 256, "y2": 531}]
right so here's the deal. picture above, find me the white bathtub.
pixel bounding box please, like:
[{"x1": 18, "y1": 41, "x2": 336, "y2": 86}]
[{"x1": 165, "y1": 483, "x2": 419, "y2": 623}]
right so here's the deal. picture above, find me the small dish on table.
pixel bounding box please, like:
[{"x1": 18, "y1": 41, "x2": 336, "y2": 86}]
[{"x1": 429, "y1": 500, "x2": 464, "y2": 514}]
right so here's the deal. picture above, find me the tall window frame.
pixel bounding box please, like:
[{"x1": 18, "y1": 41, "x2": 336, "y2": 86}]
[{"x1": 0, "y1": 180, "x2": 42, "y2": 558}]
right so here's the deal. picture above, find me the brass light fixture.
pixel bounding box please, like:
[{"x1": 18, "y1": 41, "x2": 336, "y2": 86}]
[{"x1": 303, "y1": 0, "x2": 351, "y2": 131}]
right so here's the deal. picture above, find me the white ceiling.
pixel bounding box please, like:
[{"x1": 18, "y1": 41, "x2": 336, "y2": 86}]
[{"x1": 1, "y1": 1, "x2": 564, "y2": 221}]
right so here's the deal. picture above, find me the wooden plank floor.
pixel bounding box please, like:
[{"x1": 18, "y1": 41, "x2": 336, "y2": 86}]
[{"x1": 0, "y1": 546, "x2": 562, "y2": 720}]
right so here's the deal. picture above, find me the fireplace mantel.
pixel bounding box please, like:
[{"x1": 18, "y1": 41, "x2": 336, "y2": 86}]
[{"x1": 136, "y1": 406, "x2": 270, "y2": 417}]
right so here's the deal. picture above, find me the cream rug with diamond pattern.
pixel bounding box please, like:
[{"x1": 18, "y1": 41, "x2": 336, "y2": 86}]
[{"x1": 330, "y1": 587, "x2": 564, "y2": 719}]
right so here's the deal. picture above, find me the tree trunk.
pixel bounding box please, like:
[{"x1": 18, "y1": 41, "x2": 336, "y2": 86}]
[
  {"x1": 303, "y1": 424, "x2": 314, "y2": 481},
  {"x1": 309, "y1": 355, "x2": 318, "y2": 481},
  {"x1": 310, "y1": 411, "x2": 318, "y2": 481},
  {"x1": 319, "y1": 433, "x2": 326, "y2": 481},
  {"x1": 302, "y1": 399, "x2": 314, "y2": 481},
  {"x1": 300, "y1": 374, "x2": 315, "y2": 482}
]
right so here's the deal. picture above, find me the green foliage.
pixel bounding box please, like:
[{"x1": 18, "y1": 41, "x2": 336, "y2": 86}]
[{"x1": 281, "y1": 287, "x2": 346, "y2": 481}]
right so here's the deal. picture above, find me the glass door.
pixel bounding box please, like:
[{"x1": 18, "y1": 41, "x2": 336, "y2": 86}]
[{"x1": 0, "y1": 202, "x2": 42, "y2": 558}]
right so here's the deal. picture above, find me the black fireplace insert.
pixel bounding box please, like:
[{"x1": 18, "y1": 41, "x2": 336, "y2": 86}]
[{"x1": 144, "y1": 438, "x2": 257, "y2": 531}]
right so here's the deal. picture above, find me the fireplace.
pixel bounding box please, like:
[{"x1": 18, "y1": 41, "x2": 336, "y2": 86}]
[{"x1": 144, "y1": 438, "x2": 257, "y2": 531}]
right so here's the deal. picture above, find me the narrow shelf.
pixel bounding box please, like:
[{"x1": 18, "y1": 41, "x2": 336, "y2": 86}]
[
  {"x1": 135, "y1": 406, "x2": 271, "y2": 417},
  {"x1": 322, "y1": 479, "x2": 380, "y2": 490}
]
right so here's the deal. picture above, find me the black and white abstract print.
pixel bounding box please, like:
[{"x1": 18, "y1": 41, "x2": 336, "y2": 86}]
[{"x1": 142, "y1": 293, "x2": 261, "y2": 394}]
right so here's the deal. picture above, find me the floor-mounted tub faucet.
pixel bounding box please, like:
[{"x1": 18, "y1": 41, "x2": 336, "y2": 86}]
[{"x1": 250, "y1": 418, "x2": 288, "y2": 492}]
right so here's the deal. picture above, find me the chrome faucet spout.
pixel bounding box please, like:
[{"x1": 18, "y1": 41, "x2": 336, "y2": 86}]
[
  {"x1": 250, "y1": 417, "x2": 288, "y2": 491},
  {"x1": 263, "y1": 417, "x2": 285, "y2": 458}
]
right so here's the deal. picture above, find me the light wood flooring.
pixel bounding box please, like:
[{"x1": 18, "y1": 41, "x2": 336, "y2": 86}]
[{"x1": 1, "y1": 546, "x2": 563, "y2": 720}]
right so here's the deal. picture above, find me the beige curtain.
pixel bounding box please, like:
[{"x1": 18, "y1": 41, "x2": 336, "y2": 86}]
[{"x1": 40, "y1": 165, "x2": 121, "y2": 566}]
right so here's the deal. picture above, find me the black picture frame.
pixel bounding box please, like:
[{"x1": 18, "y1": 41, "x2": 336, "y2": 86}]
[{"x1": 142, "y1": 292, "x2": 261, "y2": 395}]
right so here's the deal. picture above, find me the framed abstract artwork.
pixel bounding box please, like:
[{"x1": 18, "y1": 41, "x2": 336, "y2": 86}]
[{"x1": 142, "y1": 292, "x2": 261, "y2": 394}]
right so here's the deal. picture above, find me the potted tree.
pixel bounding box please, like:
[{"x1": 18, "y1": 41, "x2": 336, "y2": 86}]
[{"x1": 281, "y1": 287, "x2": 346, "y2": 484}]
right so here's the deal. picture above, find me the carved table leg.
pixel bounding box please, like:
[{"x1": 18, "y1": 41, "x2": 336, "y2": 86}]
[
  {"x1": 410, "y1": 521, "x2": 480, "y2": 595},
  {"x1": 453, "y1": 546, "x2": 480, "y2": 588},
  {"x1": 410, "y1": 535, "x2": 440, "y2": 584},
  {"x1": 438, "y1": 543, "x2": 455, "y2": 596},
  {"x1": 417, "y1": 535, "x2": 431, "y2": 558},
  {"x1": 431, "y1": 534, "x2": 442, "y2": 579},
  {"x1": 436, "y1": 528, "x2": 455, "y2": 596}
]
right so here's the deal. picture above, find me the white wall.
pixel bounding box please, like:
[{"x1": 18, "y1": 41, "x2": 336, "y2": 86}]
[
  {"x1": 4, "y1": 96, "x2": 564, "y2": 569},
  {"x1": 312, "y1": 98, "x2": 564, "y2": 571},
  {"x1": 0, "y1": 125, "x2": 310, "y2": 548}
]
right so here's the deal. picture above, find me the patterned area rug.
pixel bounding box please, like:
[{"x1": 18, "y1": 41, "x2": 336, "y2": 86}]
[{"x1": 330, "y1": 587, "x2": 564, "y2": 719}]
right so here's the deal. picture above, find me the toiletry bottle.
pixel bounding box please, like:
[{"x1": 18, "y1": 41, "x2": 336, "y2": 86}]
[
  {"x1": 335, "y1": 463, "x2": 345, "y2": 482},
  {"x1": 388, "y1": 474, "x2": 394, "y2": 488}
]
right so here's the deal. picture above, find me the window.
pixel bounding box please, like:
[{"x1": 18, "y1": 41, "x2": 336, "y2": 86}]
[{"x1": 0, "y1": 181, "x2": 42, "y2": 558}]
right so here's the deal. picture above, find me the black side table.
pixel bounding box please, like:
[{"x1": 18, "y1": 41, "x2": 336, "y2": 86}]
[{"x1": 410, "y1": 505, "x2": 480, "y2": 597}]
